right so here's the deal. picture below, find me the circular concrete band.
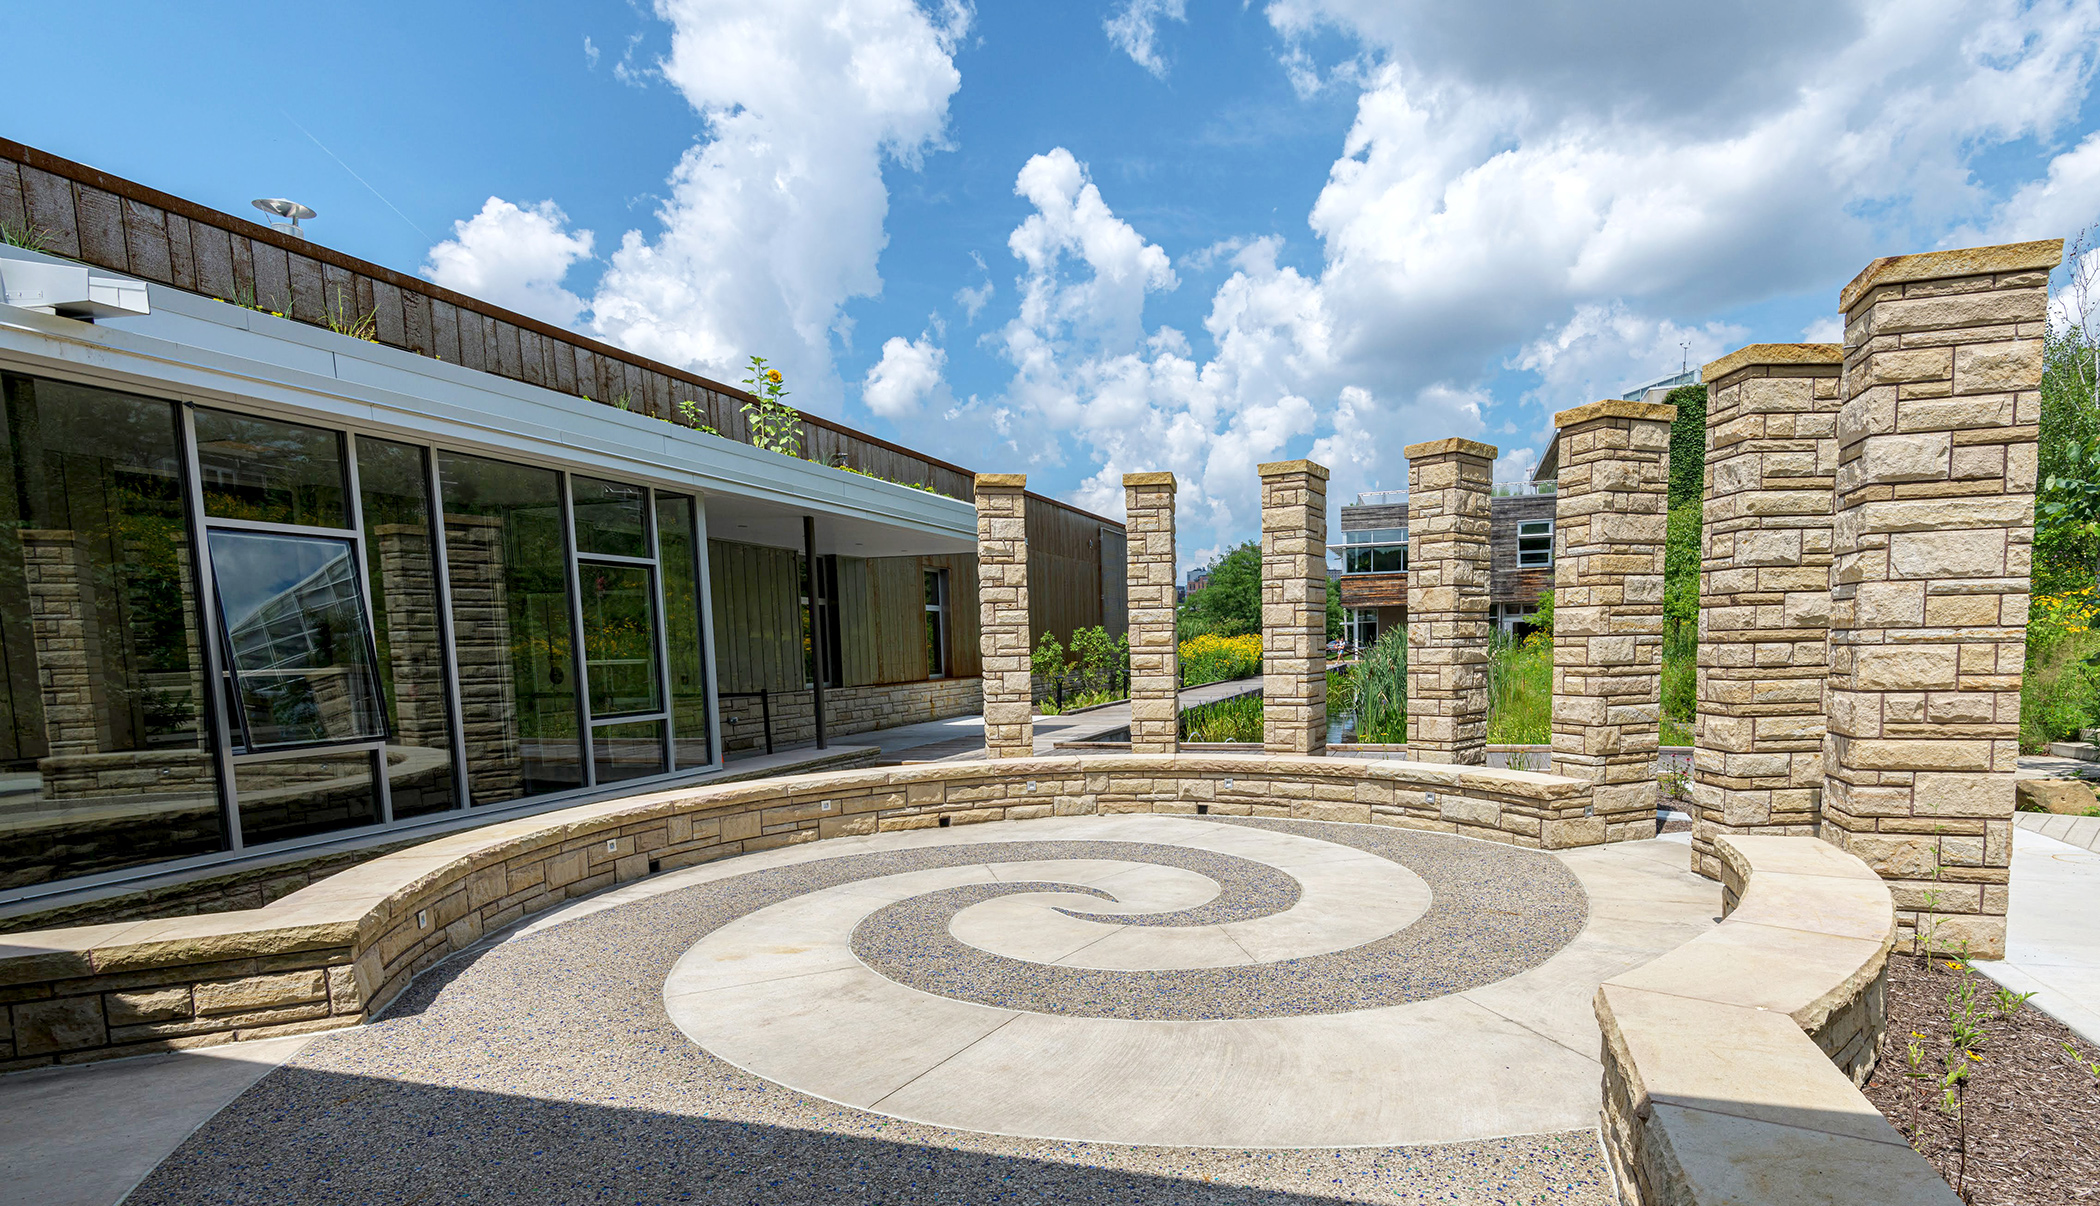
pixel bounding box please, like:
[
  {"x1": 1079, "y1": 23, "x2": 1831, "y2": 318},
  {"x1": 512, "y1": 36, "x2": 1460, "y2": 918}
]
[{"x1": 657, "y1": 814, "x2": 1715, "y2": 1147}]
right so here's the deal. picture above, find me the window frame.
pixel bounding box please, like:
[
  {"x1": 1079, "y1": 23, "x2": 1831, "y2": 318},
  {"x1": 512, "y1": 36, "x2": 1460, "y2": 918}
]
[{"x1": 1517, "y1": 519, "x2": 1554, "y2": 568}]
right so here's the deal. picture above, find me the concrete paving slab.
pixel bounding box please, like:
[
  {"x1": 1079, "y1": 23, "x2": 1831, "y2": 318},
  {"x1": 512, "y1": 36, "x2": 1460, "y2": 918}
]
[
  {"x1": 0, "y1": 1034, "x2": 315, "y2": 1206},
  {"x1": 1973, "y1": 826, "x2": 2100, "y2": 1044}
]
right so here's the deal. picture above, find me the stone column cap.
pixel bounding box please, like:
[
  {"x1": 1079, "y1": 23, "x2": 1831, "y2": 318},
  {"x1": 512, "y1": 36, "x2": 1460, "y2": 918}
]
[
  {"x1": 1553, "y1": 398, "x2": 1677, "y2": 428},
  {"x1": 1702, "y1": 343, "x2": 1843, "y2": 382},
  {"x1": 1402, "y1": 437, "x2": 1499, "y2": 461},
  {"x1": 1839, "y1": 238, "x2": 2064, "y2": 313},
  {"x1": 1123, "y1": 471, "x2": 1177, "y2": 489},
  {"x1": 1256, "y1": 459, "x2": 1330, "y2": 480},
  {"x1": 974, "y1": 472, "x2": 1028, "y2": 490}
]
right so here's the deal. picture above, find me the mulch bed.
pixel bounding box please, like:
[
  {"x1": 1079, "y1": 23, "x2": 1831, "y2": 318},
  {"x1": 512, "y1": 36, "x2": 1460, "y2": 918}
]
[{"x1": 1861, "y1": 954, "x2": 2100, "y2": 1203}]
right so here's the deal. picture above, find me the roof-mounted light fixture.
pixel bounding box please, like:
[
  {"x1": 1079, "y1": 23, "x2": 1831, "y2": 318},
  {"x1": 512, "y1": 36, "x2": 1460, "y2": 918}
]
[{"x1": 252, "y1": 198, "x2": 316, "y2": 239}]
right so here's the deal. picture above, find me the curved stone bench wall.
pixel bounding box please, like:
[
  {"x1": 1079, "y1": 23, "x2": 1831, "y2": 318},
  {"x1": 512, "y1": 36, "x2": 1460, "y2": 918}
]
[
  {"x1": 0, "y1": 753, "x2": 1590, "y2": 1068},
  {"x1": 1594, "y1": 834, "x2": 1958, "y2": 1205}
]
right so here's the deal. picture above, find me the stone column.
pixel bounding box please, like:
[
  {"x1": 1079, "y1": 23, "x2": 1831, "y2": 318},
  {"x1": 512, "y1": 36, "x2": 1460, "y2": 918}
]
[
  {"x1": 1551, "y1": 401, "x2": 1674, "y2": 844},
  {"x1": 974, "y1": 473, "x2": 1034, "y2": 759},
  {"x1": 1123, "y1": 472, "x2": 1179, "y2": 755},
  {"x1": 1691, "y1": 345, "x2": 1844, "y2": 881},
  {"x1": 1259, "y1": 460, "x2": 1328, "y2": 755},
  {"x1": 1404, "y1": 438, "x2": 1496, "y2": 764},
  {"x1": 1825, "y1": 239, "x2": 2058, "y2": 960}
]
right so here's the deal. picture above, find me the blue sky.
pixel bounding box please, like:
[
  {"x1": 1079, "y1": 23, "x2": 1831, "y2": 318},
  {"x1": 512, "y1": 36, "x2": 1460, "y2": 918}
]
[{"x1": 14, "y1": 1, "x2": 2100, "y2": 571}]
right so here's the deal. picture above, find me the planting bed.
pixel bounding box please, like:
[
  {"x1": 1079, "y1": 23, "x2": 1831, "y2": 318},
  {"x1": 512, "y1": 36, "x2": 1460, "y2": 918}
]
[{"x1": 1862, "y1": 955, "x2": 2100, "y2": 1204}]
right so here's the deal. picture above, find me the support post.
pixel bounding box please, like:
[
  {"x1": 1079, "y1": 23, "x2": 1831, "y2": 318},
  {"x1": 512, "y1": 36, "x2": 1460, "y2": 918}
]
[
  {"x1": 1123, "y1": 472, "x2": 1179, "y2": 755},
  {"x1": 1691, "y1": 344, "x2": 1843, "y2": 880},
  {"x1": 1404, "y1": 438, "x2": 1496, "y2": 764},
  {"x1": 1551, "y1": 400, "x2": 1674, "y2": 844},
  {"x1": 974, "y1": 474, "x2": 1034, "y2": 759},
  {"x1": 1258, "y1": 459, "x2": 1328, "y2": 755},
  {"x1": 803, "y1": 514, "x2": 827, "y2": 750},
  {"x1": 1824, "y1": 239, "x2": 2059, "y2": 959}
]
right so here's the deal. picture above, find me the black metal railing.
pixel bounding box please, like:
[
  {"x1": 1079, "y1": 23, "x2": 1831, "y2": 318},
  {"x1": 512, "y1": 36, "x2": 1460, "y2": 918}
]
[{"x1": 717, "y1": 690, "x2": 775, "y2": 755}]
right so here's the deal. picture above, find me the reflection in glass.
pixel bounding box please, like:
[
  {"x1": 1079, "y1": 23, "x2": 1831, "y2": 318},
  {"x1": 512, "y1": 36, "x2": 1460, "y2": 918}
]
[
  {"x1": 571, "y1": 476, "x2": 649, "y2": 558},
  {"x1": 357, "y1": 438, "x2": 457, "y2": 818},
  {"x1": 193, "y1": 408, "x2": 348, "y2": 527},
  {"x1": 580, "y1": 563, "x2": 660, "y2": 717},
  {"x1": 0, "y1": 374, "x2": 225, "y2": 886},
  {"x1": 438, "y1": 452, "x2": 582, "y2": 803},
  {"x1": 235, "y1": 749, "x2": 378, "y2": 846},
  {"x1": 592, "y1": 719, "x2": 665, "y2": 784},
  {"x1": 208, "y1": 530, "x2": 386, "y2": 749},
  {"x1": 656, "y1": 495, "x2": 710, "y2": 768}
]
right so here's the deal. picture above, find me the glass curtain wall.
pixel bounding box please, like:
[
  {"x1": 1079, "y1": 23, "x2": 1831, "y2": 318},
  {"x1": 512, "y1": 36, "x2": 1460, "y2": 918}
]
[
  {"x1": 0, "y1": 375, "x2": 224, "y2": 886},
  {"x1": 194, "y1": 408, "x2": 384, "y2": 845},
  {"x1": 438, "y1": 452, "x2": 583, "y2": 803},
  {"x1": 356, "y1": 438, "x2": 459, "y2": 819},
  {"x1": 0, "y1": 370, "x2": 720, "y2": 894}
]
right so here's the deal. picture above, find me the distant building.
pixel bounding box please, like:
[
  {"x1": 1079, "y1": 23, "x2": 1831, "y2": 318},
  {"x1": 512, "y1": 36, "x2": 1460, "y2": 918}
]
[
  {"x1": 1330, "y1": 481, "x2": 1556, "y2": 648},
  {"x1": 1185, "y1": 568, "x2": 1212, "y2": 594}
]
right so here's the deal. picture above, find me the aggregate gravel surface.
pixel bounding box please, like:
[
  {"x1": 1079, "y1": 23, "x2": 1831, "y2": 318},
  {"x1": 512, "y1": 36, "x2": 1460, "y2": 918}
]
[
  {"x1": 126, "y1": 816, "x2": 1611, "y2": 1205},
  {"x1": 853, "y1": 822, "x2": 1587, "y2": 1019}
]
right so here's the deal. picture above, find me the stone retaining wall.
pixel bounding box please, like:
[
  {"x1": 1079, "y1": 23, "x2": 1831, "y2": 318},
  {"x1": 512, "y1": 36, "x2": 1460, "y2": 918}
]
[
  {"x1": 1594, "y1": 834, "x2": 1958, "y2": 1205},
  {"x1": 717, "y1": 677, "x2": 984, "y2": 753},
  {"x1": 0, "y1": 753, "x2": 1591, "y2": 1069}
]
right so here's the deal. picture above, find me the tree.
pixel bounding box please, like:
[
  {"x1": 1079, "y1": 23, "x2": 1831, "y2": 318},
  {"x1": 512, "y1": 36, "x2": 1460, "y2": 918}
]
[{"x1": 1179, "y1": 541, "x2": 1261, "y2": 637}]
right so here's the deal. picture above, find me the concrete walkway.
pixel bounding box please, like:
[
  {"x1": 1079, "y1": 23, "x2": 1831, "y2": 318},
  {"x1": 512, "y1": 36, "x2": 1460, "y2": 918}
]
[
  {"x1": 0, "y1": 1033, "x2": 316, "y2": 1206},
  {"x1": 1973, "y1": 821, "x2": 2100, "y2": 1045}
]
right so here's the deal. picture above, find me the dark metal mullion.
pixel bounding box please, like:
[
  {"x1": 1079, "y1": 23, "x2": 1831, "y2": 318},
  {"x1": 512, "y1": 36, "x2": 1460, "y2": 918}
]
[
  {"x1": 559, "y1": 472, "x2": 596, "y2": 787},
  {"x1": 177, "y1": 404, "x2": 246, "y2": 850},
  {"x1": 421, "y1": 448, "x2": 474, "y2": 811},
  {"x1": 342, "y1": 431, "x2": 394, "y2": 826},
  {"x1": 643, "y1": 487, "x2": 674, "y2": 772}
]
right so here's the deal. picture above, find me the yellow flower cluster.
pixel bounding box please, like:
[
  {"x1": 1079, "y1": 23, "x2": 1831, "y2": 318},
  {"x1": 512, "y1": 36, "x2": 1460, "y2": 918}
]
[
  {"x1": 1179, "y1": 633, "x2": 1262, "y2": 662},
  {"x1": 2034, "y1": 584, "x2": 2100, "y2": 636}
]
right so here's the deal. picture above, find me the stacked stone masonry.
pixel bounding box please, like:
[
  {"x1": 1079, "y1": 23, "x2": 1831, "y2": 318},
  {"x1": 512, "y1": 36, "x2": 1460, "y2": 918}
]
[
  {"x1": 0, "y1": 751, "x2": 1602, "y2": 1068},
  {"x1": 1594, "y1": 835, "x2": 1956, "y2": 1205},
  {"x1": 974, "y1": 474, "x2": 1033, "y2": 759},
  {"x1": 1258, "y1": 460, "x2": 1328, "y2": 755},
  {"x1": 1551, "y1": 401, "x2": 1674, "y2": 843},
  {"x1": 1405, "y1": 439, "x2": 1497, "y2": 765},
  {"x1": 1823, "y1": 239, "x2": 2059, "y2": 961},
  {"x1": 1692, "y1": 345, "x2": 1843, "y2": 881},
  {"x1": 1123, "y1": 473, "x2": 1179, "y2": 755}
]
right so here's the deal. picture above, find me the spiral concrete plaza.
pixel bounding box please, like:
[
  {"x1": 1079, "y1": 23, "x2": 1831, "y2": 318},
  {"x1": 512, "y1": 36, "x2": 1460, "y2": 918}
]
[{"x1": 104, "y1": 813, "x2": 1718, "y2": 1203}]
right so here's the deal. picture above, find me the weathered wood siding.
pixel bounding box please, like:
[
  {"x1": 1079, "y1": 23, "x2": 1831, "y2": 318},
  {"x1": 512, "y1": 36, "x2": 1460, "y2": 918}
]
[
  {"x1": 1489, "y1": 495, "x2": 1555, "y2": 606},
  {"x1": 1027, "y1": 498, "x2": 1111, "y2": 647},
  {"x1": 1098, "y1": 526, "x2": 1128, "y2": 639},
  {"x1": 707, "y1": 541, "x2": 804, "y2": 693},
  {"x1": 1338, "y1": 573, "x2": 1408, "y2": 609}
]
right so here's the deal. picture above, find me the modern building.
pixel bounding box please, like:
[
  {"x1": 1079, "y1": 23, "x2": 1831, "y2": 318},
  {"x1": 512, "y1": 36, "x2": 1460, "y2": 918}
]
[
  {"x1": 0, "y1": 139, "x2": 1123, "y2": 908},
  {"x1": 1331, "y1": 482, "x2": 1556, "y2": 648}
]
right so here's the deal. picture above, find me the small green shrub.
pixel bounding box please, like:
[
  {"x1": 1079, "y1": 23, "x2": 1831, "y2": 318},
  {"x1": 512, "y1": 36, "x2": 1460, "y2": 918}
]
[{"x1": 1353, "y1": 628, "x2": 1407, "y2": 742}]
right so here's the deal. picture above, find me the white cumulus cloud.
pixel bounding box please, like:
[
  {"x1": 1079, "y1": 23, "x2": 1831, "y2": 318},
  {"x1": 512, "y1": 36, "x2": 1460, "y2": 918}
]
[
  {"x1": 863, "y1": 334, "x2": 950, "y2": 417},
  {"x1": 420, "y1": 198, "x2": 595, "y2": 328}
]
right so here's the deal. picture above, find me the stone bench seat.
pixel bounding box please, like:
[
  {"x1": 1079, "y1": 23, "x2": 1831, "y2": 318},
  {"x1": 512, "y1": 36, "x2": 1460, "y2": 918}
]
[{"x1": 1595, "y1": 834, "x2": 1958, "y2": 1205}]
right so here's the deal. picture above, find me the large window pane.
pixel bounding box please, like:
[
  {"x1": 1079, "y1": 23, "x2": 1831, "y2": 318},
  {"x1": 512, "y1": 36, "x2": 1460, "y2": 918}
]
[
  {"x1": 208, "y1": 530, "x2": 386, "y2": 749},
  {"x1": 438, "y1": 453, "x2": 582, "y2": 803},
  {"x1": 571, "y1": 476, "x2": 649, "y2": 558},
  {"x1": 580, "y1": 563, "x2": 660, "y2": 717},
  {"x1": 592, "y1": 719, "x2": 665, "y2": 784},
  {"x1": 236, "y1": 749, "x2": 378, "y2": 846},
  {"x1": 357, "y1": 438, "x2": 457, "y2": 818},
  {"x1": 193, "y1": 408, "x2": 348, "y2": 528},
  {"x1": 0, "y1": 374, "x2": 225, "y2": 886},
  {"x1": 656, "y1": 495, "x2": 710, "y2": 768}
]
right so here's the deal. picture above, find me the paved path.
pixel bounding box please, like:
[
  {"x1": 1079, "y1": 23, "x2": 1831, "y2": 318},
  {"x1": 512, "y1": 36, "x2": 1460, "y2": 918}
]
[
  {"x1": 1973, "y1": 822, "x2": 2100, "y2": 1045},
  {"x1": 32, "y1": 817, "x2": 1727, "y2": 1204}
]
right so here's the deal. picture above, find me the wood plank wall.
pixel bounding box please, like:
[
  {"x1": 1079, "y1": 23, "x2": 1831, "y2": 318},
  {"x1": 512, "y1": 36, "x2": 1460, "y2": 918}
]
[
  {"x1": 1026, "y1": 499, "x2": 1117, "y2": 647},
  {"x1": 1488, "y1": 495, "x2": 1555, "y2": 607},
  {"x1": 710, "y1": 541, "x2": 984, "y2": 692}
]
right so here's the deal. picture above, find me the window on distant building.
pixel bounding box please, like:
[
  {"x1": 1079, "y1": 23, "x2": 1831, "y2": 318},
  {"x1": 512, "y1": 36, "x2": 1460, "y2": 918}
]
[
  {"x1": 1518, "y1": 520, "x2": 1553, "y2": 568},
  {"x1": 1342, "y1": 527, "x2": 1408, "y2": 573}
]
